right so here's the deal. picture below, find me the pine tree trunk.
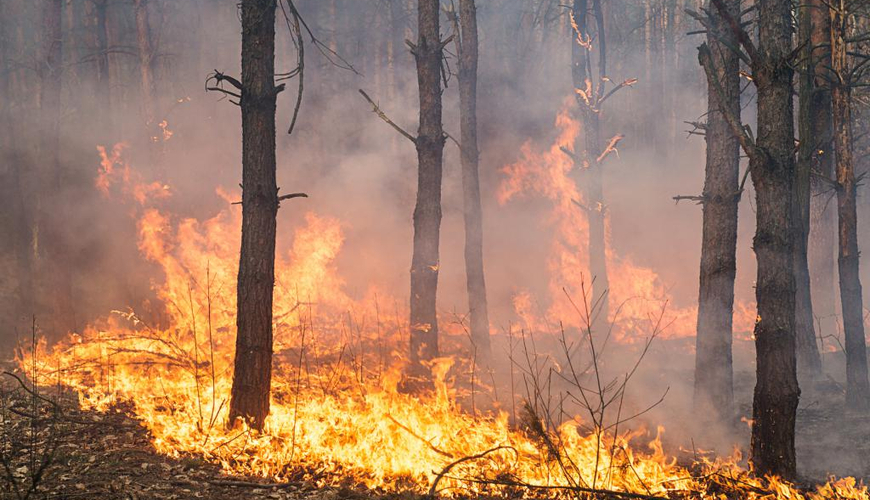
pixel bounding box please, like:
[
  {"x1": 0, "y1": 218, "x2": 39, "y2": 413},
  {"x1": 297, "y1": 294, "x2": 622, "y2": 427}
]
[
  {"x1": 794, "y1": 0, "x2": 823, "y2": 380},
  {"x1": 457, "y1": 0, "x2": 491, "y2": 366},
  {"x1": 807, "y1": 0, "x2": 836, "y2": 365},
  {"x1": 831, "y1": 0, "x2": 870, "y2": 411},
  {"x1": 693, "y1": 0, "x2": 740, "y2": 425},
  {"x1": 572, "y1": 0, "x2": 610, "y2": 328},
  {"x1": 748, "y1": 0, "x2": 800, "y2": 478},
  {"x1": 228, "y1": 0, "x2": 280, "y2": 431},
  {"x1": 407, "y1": 0, "x2": 445, "y2": 383}
]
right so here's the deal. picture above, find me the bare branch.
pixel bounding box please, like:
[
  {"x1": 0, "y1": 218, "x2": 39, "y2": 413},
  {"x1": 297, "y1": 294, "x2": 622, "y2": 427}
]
[{"x1": 358, "y1": 89, "x2": 417, "y2": 144}]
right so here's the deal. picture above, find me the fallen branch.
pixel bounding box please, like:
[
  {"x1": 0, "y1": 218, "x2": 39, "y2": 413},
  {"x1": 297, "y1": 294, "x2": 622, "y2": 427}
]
[{"x1": 427, "y1": 446, "x2": 514, "y2": 496}]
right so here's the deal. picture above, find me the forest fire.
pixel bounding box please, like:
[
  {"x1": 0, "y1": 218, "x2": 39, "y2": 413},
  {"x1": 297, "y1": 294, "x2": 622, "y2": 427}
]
[
  {"x1": 13, "y1": 144, "x2": 866, "y2": 499},
  {"x1": 498, "y1": 105, "x2": 755, "y2": 341},
  {"x1": 4, "y1": 0, "x2": 870, "y2": 496}
]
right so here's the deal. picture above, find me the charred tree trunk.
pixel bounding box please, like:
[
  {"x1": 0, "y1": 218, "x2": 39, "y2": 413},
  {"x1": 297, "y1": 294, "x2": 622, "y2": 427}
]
[
  {"x1": 748, "y1": 0, "x2": 800, "y2": 478},
  {"x1": 794, "y1": 0, "x2": 823, "y2": 379},
  {"x1": 693, "y1": 0, "x2": 740, "y2": 424},
  {"x1": 457, "y1": 0, "x2": 491, "y2": 366},
  {"x1": 831, "y1": 0, "x2": 870, "y2": 411},
  {"x1": 572, "y1": 0, "x2": 610, "y2": 328},
  {"x1": 229, "y1": 0, "x2": 280, "y2": 431},
  {"x1": 807, "y1": 0, "x2": 836, "y2": 356},
  {"x1": 406, "y1": 0, "x2": 445, "y2": 383}
]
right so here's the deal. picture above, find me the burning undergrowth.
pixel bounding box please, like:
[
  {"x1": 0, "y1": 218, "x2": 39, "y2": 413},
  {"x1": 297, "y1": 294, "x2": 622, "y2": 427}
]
[{"x1": 12, "y1": 123, "x2": 870, "y2": 499}]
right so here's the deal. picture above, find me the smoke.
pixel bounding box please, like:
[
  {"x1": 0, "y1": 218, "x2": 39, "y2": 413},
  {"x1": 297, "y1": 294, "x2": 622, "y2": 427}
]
[{"x1": 2, "y1": 0, "x2": 867, "y2": 481}]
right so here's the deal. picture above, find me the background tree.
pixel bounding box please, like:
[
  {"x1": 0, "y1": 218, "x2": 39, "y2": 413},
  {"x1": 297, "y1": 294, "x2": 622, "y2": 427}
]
[
  {"x1": 691, "y1": 0, "x2": 741, "y2": 426},
  {"x1": 570, "y1": 0, "x2": 622, "y2": 329},
  {"x1": 829, "y1": 0, "x2": 870, "y2": 411},
  {"x1": 794, "y1": 0, "x2": 824, "y2": 380},
  {"x1": 453, "y1": 0, "x2": 492, "y2": 367}
]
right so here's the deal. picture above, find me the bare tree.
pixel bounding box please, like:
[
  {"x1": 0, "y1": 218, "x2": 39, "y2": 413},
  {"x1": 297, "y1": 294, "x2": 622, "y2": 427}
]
[
  {"x1": 699, "y1": 0, "x2": 800, "y2": 478},
  {"x1": 454, "y1": 0, "x2": 492, "y2": 366},
  {"x1": 691, "y1": 0, "x2": 741, "y2": 425},
  {"x1": 829, "y1": 0, "x2": 870, "y2": 410},
  {"x1": 571, "y1": 0, "x2": 629, "y2": 330},
  {"x1": 407, "y1": 0, "x2": 448, "y2": 383}
]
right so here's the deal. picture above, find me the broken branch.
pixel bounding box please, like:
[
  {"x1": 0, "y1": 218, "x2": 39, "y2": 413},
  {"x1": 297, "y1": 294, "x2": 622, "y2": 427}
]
[{"x1": 358, "y1": 89, "x2": 417, "y2": 145}]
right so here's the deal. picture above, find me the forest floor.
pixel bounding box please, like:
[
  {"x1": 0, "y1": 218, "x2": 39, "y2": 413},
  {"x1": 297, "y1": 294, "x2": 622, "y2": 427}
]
[{"x1": 2, "y1": 361, "x2": 870, "y2": 500}]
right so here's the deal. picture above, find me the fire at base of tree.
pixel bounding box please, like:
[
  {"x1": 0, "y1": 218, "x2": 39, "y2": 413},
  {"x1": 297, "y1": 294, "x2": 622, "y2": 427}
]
[{"x1": 2, "y1": 0, "x2": 870, "y2": 498}]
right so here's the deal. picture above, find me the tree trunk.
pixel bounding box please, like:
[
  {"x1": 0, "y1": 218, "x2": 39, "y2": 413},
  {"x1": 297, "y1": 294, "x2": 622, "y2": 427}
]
[
  {"x1": 693, "y1": 0, "x2": 740, "y2": 425},
  {"x1": 831, "y1": 0, "x2": 870, "y2": 411},
  {"x1": 748, "y1": 0, "x2": 800, "y2": 478},
  {"x1": 793, "y1": 0, "x2": 823, "y2": 380},
  {"x1": 457, "y1": 0, "x2": 491, "y2": 366},
  {"x1": 807, "y1": 0, "x2": 836, "y2": 350},
  {"x1": 133, "y1": 0, "x2": 158, "y2": 142},
  {"x1": 572, "y1": 0, "x2": 610, "y2": 328},
  {"x1": 229, "y1": 0, "x2": 280, "y2": 431},
  {"x1": 39, "y1": 0, "x2": 75, "y2": 335},
  {"x1": 88, "y1": 0, "x2": 115, "y2": 141},
  {"x1": 407, "y1": 0, "x2": 446, "y2": 383}
]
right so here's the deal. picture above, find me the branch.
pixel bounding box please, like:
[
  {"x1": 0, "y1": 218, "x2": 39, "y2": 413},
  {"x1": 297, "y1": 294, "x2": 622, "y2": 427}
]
[
  {"x1": 698, "y1": 43, "x2": 758, "y2": 160},
  {"x1": 672, "y1": 194, "x2": 707, "y2": 204},
  {"x1": 597, "y1": 134, "x2": 624, "y2": 163},
  {"x1": 278, "y1": 192, "x2": 308, "y2": 202},
  {"x1": 709, "y1": 0, "x2": 759, "y2": 63},
  {"x1": 358, "y1": 89, "x2": 417, "y2": 144},
  {"x1": 427, "y1": 446, "x2": 514, "y2": 496}
]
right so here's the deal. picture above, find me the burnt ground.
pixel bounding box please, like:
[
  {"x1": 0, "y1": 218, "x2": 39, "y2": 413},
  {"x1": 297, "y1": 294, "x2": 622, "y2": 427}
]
[{"x1": 2, "y1": 360, "x2": 870, "y2": 500}]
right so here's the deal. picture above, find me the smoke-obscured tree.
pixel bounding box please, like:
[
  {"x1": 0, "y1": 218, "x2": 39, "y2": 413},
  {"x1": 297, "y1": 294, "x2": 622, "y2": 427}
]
[
  {"x1": 700, "y1": 0, "x2": 800, "y2": 479},
  {"x1": 133, "y1": 0, "x2": 158, "y2": 147},
  {"x1": 570, "y1": 0, "x2": 630, "y2": 330},
  {"x1": 829, "y1": 0, "x2": 870, "y2": 411},
  {"x1": 793, "y1": 0, "x2": 824, "y2": 379},
  {"x1": 806, "y1": 0, "x2": 837, "y2": 363},
  {"x1": 690, "y1": 0, "x2": 740, "y2": 426},
  {"x1": 39, "y1": 0, "x2": 76, "y2": 335},
  {"x1": 407, "y1": 0, "x2": 447, "y2": 383},
  {"x1": 453, "y1": 0, "x2": 492, "y2": 367}
]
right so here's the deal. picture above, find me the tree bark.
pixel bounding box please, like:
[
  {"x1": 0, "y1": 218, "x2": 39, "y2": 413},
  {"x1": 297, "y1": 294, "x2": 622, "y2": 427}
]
[
  {"x1": 229, "y1": 0, "x2": 280, "y2": 431},
  {"x1": 807, "y1": 0, "x2": 836, "y2": 354},
  {"x1": 793, "y1": 0, "x2": 824, "y2": 380},
  {"x1": 748, "y1": 0, "x2": 800, "y2": 478},
  {"x1": 407, "y1": 0, "x2": 446, "y2": 383},
  {"x1": 457, "y1": 0, "x2": 492, "y2": 366},
  {"x1": 693, "y1": 0, "x2": 740, "y2": 425},
  {"x1": 830, "y1": 0, "x2": 870, "y2": 411},
  {"x1": 572, "y1": 0, "x2": 610, "y2": 328}
]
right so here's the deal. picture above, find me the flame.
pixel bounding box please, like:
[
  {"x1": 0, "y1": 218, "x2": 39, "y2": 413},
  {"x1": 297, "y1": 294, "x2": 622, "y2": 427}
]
[
  {"x1": 498, "y1": 102, "x2": 755, "y2": 341},
  {"x1": 16, "y1": 144, "x2": 866, "y2": 499}
]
